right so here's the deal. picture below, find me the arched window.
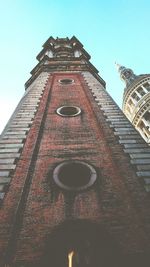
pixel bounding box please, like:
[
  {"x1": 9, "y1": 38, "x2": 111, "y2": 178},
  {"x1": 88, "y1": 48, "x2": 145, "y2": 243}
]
[{"x1": 39, "y1": 220, "x2": 122, "y2": 267}]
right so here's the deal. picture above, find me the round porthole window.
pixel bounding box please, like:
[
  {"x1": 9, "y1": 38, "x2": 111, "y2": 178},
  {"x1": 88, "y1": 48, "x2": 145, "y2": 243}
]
[
  {"x1": 56, "y1": 106, "x2": 81, "y2": 117},
  {"x1": 59, "y1": 78, "x2": 74, "y2": 85},
  {"x1": 53, "y1": 161, "x2": 97, "y2": 191}
]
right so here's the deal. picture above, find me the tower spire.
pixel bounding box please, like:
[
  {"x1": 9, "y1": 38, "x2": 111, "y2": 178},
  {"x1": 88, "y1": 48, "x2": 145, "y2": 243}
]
[
  {"x1": 115, "y1": 62, "x2": 122, "y2": 70},
  {"x1": 116, "y1": 63, "x2": 137, "y2": 87}
]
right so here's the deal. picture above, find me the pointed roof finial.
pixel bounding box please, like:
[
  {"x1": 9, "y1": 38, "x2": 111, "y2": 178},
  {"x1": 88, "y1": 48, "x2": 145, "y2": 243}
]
[
  {"x1": 115, "y1": 62, "x2": 125, "y2": 72},
  {"x1": 115, "y1": 63, "x2": 137, "y2": 87},
  {"x1": 115, "y1": 62, "x2": 121, "y2": 69}
]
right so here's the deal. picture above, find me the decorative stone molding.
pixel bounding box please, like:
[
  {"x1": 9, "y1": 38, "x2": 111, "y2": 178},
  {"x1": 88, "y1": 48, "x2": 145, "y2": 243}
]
[
  {"x1": 56, "y1": 106, "x2": 81, "y2": 117},
  {"x1": 53, "y1": 160, "x2": 97, "y2": 191},
  {"x1": 82, "y1": 71, "x2": 150, "y2": 192},
  {"x1": 122, "y1": 74, "x2": 150, "y2": 144},
  {"x1": 123, "y1": 75, "x2": 150, "y2": 106},
  {"x1": 0, "y1": 72, "x2": 49, "y2": 204}
]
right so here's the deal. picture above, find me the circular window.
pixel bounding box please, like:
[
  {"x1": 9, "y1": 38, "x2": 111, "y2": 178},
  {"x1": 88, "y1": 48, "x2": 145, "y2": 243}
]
[
  {"x1": 53, "y1": 161, "x2": 97, "y2": 191},
  {"x1": 56, "y1": 106, "x2": 81, "y2": 117},
  {"x1": 59, "y1": 78, "x2": 74, "y2": 85}
]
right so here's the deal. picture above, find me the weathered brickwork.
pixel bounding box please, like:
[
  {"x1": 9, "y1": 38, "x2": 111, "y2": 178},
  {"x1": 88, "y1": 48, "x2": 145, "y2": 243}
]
[
  {"x1": 0, "y1": 72, "x2": 149, "y2": 266},
  {"x1": 0, "y1": 37, "x2": 150, "y2": 266}
]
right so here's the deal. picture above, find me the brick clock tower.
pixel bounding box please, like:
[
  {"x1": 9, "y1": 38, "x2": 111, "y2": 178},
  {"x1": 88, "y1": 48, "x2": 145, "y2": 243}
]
[{"x1": 0, "y1": 36, "x2": 150, "y2": 267}]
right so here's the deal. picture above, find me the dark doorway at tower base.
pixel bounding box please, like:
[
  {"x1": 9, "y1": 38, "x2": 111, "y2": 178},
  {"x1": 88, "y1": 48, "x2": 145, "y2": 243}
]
[{"x1": 39, "y1": 220, "x2": 122, "y2": 267}]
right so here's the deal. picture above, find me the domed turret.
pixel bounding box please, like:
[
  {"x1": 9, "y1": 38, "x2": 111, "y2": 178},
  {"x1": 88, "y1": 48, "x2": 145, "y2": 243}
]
[
  {"x1": 117, "y1": 63, "x2": 150, "y2": 144},
  {"x1": 116, "y1": 63, "x2": 137, "y2": 87}
]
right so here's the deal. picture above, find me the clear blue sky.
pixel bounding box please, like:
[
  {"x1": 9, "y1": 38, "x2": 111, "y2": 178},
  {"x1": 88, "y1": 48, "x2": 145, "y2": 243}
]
[{"x1": 0, "y1": 0, "x2": 150, "y2": 133}]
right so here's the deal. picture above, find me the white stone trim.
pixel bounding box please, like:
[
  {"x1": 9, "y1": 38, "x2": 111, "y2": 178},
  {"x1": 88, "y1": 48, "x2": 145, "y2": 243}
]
[
  {"x1": 0, "y1": 72, "x2": 50, "y2": 203},
  {"x1": 82, "y1": 71, "x2": 150, "y2": 192}
]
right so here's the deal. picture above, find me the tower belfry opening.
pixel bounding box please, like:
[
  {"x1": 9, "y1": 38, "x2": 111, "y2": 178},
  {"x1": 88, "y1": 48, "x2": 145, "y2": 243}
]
[{"x1": 0, "y1": 36, "x2": 150, "y2": 267}]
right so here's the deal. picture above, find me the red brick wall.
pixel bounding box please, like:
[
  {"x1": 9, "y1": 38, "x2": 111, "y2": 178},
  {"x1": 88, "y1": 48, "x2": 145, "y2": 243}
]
[{"x1": 0, "y1": 73, "x2": 150, "y2": 266}]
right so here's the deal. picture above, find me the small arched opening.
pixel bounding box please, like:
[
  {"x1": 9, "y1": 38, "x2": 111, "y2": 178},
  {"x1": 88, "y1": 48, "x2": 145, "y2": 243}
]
[{"x1": 39, "y1": 220, "x2": 122, "y2": 267}]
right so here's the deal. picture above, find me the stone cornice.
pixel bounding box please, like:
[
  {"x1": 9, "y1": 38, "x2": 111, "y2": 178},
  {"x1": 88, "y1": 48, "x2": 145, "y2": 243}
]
[
  {"x1": 123, "y1": 74, "x2": 150, "y2": 108},
  {"x1": 132, "y1": 94, "x2": 150, "y2": 126}
]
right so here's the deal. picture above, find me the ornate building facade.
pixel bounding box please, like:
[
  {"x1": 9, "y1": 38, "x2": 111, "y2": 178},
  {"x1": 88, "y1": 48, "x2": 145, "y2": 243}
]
[
  {"x1": 118, "y1": 64, "x2": 150, "y2": 144},
  {"x1": 0, "y1": 37, "x2": 150, "y2": 266}
]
